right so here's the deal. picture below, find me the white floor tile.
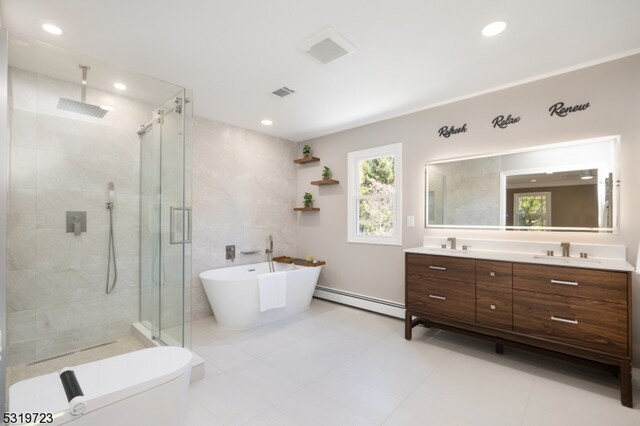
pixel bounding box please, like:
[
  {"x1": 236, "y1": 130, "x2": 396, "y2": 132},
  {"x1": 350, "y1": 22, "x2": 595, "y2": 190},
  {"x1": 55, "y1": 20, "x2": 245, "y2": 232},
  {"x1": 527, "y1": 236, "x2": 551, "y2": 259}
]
[
  {"x1": 405, "y1": 351, "x2": 535, "y2": 420},
  {"x1": 309, "y1": 370, "x2": 403, "y2": 424},
  {"x1": 227, "y1": 359, "x2": 305, "y2": 405},
  {"x1": 244, "y1": 408, "x2": 299, "y2": 426},
  {"x1": 189, "y1": 371, "x2": 271, "y2": 426},
  {"x1": 275, "y1": 388, "x2": 375, "y2": 426}
]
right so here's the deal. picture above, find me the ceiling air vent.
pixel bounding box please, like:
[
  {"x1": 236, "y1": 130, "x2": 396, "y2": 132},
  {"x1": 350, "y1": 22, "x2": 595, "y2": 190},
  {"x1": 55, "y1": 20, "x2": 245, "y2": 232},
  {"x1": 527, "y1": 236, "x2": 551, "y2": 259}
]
[
  {"x1": 272, "y1": 86, "x2": 296, "y2": 98},
  {"x1": 298, "y1": 28, "x2": 356, "y2": 65}
]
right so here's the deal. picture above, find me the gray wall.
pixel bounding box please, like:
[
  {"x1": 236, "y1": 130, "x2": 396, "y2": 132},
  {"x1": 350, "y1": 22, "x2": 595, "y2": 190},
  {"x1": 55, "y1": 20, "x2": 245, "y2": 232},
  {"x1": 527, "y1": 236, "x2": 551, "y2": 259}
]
[
  {"x1": 296, "y1": 54, "x2": 640, "y2": 363},
  {"x1": 190, "y1": 116, "x2": 298, "y2": 320}
]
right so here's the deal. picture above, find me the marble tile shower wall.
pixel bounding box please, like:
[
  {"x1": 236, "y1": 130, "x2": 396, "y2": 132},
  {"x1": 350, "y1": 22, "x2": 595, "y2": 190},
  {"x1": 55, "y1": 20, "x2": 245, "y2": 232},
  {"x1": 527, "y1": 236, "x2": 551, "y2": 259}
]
[
  {"x1": 7, "y1": 68, "x2": 152, "y2": 365},
  {"x1": 190, "y1": 117, "x2": 298, "y2": 320}
]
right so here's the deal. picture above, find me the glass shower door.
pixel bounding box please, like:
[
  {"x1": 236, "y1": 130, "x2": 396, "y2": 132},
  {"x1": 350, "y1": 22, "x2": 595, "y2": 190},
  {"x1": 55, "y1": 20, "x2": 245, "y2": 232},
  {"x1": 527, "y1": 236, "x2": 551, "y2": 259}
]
[{"x1": 139, "y1": 90, "x2": 191, "y2": 347}]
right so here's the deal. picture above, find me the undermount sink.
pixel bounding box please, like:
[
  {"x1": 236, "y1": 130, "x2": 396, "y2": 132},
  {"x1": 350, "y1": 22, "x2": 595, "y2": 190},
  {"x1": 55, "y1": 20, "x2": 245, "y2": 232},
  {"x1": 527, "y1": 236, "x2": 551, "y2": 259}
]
[
  {"x1": 532, "y1": 255, "x2": 601, "y2": 264},
  {"x1": 423, "y1": 247, "x2": 470, "y2": 255}
]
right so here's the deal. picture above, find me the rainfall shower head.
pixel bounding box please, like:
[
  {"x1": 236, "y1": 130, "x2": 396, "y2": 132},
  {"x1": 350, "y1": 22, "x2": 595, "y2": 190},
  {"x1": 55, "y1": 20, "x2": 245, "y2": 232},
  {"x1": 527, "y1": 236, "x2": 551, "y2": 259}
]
[{"x1": 56, "y1": 65, "x2": 108, "y2": 118}]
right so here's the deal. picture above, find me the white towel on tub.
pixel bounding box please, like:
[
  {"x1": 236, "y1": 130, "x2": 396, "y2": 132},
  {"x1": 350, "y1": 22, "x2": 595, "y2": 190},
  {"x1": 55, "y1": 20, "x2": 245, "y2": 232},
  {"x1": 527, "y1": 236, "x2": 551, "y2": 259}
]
[{"x1": 258, "y1": 271, "x2": 287, "y2": 312}]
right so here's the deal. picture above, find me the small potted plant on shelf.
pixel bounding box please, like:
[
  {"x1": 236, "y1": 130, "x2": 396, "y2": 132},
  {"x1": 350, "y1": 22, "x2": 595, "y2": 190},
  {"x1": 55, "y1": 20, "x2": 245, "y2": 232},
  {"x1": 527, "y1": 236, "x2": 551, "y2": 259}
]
[
  {"x1": 303, "y1": 192, "x2": 313, "y2": 208},
  {"x1": 322, "y1": 166, "x2": 332, "y2": 180},
  {"x1": 302, "y1": 144, "x2": 311, "y2": 157}
]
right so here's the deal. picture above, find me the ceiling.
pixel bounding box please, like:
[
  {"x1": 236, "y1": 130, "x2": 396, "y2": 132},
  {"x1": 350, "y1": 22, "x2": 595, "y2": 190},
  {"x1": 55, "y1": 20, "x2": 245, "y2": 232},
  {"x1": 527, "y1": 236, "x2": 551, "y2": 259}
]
[{"x1": 1, "y1": 0, "x2": 640, "y2": 142}]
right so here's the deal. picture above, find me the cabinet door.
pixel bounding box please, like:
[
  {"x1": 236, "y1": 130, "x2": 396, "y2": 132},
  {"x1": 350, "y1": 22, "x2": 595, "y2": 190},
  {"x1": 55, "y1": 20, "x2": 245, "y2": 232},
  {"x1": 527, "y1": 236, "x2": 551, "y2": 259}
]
[
  {"x1": 513, "y1": 290, "x2": 628, "y2": 356},
  {"x1": 476, "y1": 285, "x2": 512, "y2": 330},
  {"x1": 407, "y1": 275, "x2": 475, "y2": 323}
]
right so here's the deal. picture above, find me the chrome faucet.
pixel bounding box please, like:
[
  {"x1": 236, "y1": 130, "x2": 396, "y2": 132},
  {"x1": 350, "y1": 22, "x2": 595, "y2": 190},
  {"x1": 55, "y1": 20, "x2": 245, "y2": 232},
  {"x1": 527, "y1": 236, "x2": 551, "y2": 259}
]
[
  {"x1": 447, "y1": 237, "x2": 457, "y2": 250},
  {"x1": 266, "y1": 235, "x2": 274, "y2": 272},
  {"x1": 560, "y1": 242, "x2": 570, "y2": 257}
]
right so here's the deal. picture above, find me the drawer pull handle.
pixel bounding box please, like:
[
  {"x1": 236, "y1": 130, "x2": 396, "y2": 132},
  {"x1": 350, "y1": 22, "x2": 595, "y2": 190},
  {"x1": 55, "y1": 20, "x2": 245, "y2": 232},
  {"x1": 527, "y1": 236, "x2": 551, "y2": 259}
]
[
  {"x1": 428, "y1": 294, "x2": 447, "y2": 300},
  {"x1": 429, "y1": 266, "x2": 447, "y2": 271},
  {"x1": 489, "y1": 272, "x2": 496, "y2": 277},
  {"x1": 550, "y1": 315, "x2": 578, "y2": 325},
  {"x1": 550, "y1": 279, "x2": 578, "y2": 286}
]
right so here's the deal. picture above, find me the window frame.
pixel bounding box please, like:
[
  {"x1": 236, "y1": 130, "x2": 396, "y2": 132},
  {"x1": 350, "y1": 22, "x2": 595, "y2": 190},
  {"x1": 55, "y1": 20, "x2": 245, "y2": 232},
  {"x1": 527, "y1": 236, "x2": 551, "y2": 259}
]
[{"x1": 347, "y1": 143, "x2": 402, "y2": 245}]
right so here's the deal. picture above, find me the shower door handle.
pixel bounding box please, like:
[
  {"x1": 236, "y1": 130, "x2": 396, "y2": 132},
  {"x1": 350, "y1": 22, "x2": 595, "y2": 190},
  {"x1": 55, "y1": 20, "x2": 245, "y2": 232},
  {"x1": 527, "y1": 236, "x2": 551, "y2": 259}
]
[{"x1": 170, "y1": 207, "x2": 192, "y2": 244}]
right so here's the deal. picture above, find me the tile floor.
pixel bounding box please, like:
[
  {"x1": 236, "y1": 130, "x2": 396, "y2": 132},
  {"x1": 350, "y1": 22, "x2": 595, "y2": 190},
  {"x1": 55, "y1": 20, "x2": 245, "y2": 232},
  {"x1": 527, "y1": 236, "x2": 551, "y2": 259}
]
[{"x1": 188, "y1": 298, "x2": 640, "y2": 426}]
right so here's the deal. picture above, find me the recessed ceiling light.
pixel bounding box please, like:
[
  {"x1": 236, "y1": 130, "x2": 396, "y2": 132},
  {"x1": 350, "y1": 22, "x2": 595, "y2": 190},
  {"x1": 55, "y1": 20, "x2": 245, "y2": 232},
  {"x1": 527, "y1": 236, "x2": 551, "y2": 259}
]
[
  {"x1": 113, "y1": 82, "x2": 127, "y2": 90},
  {"x1": 530, "y1": 179, "x2": 537, "y2": 183},
  {"x1": 482, "y1": 21, "x2": 507, "y2": 37},
  {"x1": 545, "y1": 171, "x2": 554, "y2": 175},
  {"x1": 580, "y1": 170, "x2": 594, "y2": 180},
  {"x1": 100, "y1": 105, "x2": 115, "y2": 112},
  {"x1": 42, "y1": 23, "x2": 64, "y2": 36},
  {"x1": 261, "y1": 119, "x2": 273, "y2": 126}
]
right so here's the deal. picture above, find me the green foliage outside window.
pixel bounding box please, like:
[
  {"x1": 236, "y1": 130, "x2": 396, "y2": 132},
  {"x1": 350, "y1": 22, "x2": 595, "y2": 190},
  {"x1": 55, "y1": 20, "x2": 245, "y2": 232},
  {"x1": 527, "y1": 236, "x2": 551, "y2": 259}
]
[
  {"x1": 515, "y1": 195, "x2": 548, "y2": 227},
  {"x1": 358, "y1": 156, "x2": 395, "y2": 235}
]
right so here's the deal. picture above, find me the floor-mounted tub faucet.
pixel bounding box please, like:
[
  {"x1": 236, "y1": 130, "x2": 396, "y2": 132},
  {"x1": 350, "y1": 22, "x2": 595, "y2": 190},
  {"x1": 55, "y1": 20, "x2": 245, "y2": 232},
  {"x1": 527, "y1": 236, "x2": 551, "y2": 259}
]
[
  {"x1": 447, "y1": 237, "x2": 457, "y2": 250},
  {"x1": 266, "y1": 235, "x2": 274, "y2": 272}
]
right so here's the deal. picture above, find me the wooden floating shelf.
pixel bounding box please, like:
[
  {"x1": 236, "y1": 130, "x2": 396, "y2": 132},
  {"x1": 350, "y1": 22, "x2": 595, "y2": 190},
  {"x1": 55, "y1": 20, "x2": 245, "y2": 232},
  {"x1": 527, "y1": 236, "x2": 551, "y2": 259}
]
[
  {"x1": 293, "y1": 156, "x2": 320, "y2": 164},
  {"x1": 311, "y1": 179, "x2": 339, "y2": 186},
  {"x1": 293, "y1": 207, "x2": 320, "y2": 211},
  {"x1": 273, "y1": 256, "x2": 326, "y2": 267}
]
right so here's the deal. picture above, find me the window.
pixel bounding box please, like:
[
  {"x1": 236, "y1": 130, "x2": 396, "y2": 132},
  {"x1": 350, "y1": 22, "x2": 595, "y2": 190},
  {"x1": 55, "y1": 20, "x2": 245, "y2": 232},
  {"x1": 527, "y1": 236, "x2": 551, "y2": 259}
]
[
  {"x1": 348, "y1": 143, "x2": 402, "y2": 245},
  {"x1": 514, "y1": 192, "x2": 551, "y2": 227}
]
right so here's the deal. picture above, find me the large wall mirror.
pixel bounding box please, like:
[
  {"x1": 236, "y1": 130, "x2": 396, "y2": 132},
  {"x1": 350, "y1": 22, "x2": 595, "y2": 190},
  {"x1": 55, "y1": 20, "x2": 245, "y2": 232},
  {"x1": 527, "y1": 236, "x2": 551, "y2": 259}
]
[{"x1": 425, "y1": 136, "x2": 620, "y2": 233}]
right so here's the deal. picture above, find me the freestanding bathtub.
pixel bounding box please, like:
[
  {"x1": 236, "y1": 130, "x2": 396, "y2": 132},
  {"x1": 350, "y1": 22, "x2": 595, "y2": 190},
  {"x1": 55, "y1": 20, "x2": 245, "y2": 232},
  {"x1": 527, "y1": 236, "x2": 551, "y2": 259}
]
[
  {"x1": 199, "y1": 261, "x2": 322, "y2": 330},
  {"x1": 9, "y1": 346, "x2": 192, "y2": 425}
]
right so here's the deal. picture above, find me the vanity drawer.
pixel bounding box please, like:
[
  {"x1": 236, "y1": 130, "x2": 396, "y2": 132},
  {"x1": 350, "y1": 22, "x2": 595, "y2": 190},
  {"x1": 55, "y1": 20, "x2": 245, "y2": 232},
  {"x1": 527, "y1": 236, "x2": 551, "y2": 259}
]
[
  {"x1": 513, "y1": 290, "x2": 628, "y2": 356},
  {"x1": 406, "y1": 254, "x2": 475, "y2": 283},
  {"x1": 513, "y1": 263, "x2": 627, "y2": 305},
  {"x1": 476, "y1": 260, "x2": 512, "y2": 289},
  {"x1": 476, "y1": 285, "x2": 512, "y2": 330},
  {"x1": 407, "y1": 275, "x2": 475, "y2": 323}
]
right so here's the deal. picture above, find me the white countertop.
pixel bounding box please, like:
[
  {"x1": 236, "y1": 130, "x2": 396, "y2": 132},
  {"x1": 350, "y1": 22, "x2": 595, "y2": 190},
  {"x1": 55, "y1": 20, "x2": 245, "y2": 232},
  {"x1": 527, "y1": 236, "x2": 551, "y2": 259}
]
[{"x1": 405, "y1": 238, "x2": 635, "y2": 272}]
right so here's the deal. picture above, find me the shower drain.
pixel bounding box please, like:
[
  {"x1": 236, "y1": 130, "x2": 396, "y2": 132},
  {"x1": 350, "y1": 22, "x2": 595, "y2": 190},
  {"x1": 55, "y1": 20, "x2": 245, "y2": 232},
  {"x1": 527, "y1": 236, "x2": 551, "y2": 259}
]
[{"x1": 26, "y1": 341, "x2": 117, "y2": 366}]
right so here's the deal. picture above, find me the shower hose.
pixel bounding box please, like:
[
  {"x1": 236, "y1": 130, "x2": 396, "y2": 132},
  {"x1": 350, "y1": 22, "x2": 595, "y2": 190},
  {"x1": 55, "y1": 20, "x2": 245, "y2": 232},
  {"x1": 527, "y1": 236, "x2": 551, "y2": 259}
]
[{"x1": 106, "y1": 203, "x2": 118, "y2": 294}]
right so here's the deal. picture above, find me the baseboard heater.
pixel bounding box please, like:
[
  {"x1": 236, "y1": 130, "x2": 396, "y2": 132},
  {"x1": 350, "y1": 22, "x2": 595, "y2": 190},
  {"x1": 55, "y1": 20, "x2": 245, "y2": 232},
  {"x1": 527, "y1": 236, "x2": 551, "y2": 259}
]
[{"x1": 313, "y1": 286, "x2": 405, "y2": 319}]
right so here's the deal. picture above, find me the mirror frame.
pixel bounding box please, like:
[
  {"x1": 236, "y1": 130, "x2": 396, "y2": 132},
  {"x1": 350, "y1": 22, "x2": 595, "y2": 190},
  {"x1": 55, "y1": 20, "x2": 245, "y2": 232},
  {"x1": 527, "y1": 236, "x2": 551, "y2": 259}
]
[{"x1": 425, "y1": 135, "x2": 621, "y2": 233}]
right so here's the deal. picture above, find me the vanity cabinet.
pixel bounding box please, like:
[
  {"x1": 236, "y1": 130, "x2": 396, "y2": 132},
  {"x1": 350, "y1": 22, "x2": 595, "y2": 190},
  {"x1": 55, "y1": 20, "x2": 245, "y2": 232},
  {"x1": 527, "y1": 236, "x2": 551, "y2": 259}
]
[{"x1": 405, "y1": 253, "x2": 633, "y2": 407}]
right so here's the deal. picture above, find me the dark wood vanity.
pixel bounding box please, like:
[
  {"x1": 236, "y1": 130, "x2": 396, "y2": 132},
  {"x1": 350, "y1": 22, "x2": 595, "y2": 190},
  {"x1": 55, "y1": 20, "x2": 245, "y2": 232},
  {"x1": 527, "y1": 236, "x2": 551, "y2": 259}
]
[{"x1": 405, "y1": 252, "x2": 633, "y2": 407}]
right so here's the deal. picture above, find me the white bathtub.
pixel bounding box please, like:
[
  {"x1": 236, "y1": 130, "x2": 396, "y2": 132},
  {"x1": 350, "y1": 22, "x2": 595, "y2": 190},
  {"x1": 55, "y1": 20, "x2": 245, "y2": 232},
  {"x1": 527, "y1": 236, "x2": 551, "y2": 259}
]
[
  {"x1": 9, "y1": 346, "x2": 192, "y2": 425},
  {"x1": 199, "y1": 261, "x2": 322, "y2": 330}
]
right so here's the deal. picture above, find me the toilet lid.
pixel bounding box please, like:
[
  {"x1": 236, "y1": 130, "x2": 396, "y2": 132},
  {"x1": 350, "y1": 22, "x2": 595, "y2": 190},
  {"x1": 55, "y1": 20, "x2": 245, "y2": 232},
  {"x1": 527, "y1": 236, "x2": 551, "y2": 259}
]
[{"x1": 9, "y1": 346, "x2": 192, "y2": 421}]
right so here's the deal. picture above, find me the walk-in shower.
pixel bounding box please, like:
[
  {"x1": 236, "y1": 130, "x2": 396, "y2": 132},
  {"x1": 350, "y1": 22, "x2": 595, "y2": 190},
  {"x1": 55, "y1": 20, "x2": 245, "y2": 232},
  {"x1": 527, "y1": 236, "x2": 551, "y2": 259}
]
[{"x1": 3, "y1": 32, "x2": 192, "y2": 384}]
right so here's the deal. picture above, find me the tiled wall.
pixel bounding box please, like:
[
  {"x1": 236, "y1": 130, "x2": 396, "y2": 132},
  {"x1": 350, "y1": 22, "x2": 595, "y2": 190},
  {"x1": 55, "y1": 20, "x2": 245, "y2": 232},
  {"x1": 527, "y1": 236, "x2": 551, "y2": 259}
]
[
  {"x1": 6, "y1": 67, "x2": 299, "y2": 362},
  {"x1": 7, "y1": 68, "x2": 151, "y2": 365},
  {"x1": 190, "y1": 116, "x2": 298, "y2": 320}
]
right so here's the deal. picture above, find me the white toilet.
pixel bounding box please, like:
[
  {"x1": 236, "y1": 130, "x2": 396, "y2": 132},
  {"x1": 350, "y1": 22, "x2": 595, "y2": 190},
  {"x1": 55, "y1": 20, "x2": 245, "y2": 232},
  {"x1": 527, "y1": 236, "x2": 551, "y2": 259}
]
[{"x1": 9, "y1": 346, "x2": 192, "y2": 426}]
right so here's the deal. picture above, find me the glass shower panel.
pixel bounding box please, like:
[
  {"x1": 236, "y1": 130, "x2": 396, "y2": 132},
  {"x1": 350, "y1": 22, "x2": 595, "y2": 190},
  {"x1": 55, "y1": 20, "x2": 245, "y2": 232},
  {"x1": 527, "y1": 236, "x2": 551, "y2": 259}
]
[
  {"x1": 139, "y1": 118, "x2": 162, "y2": 339},
  {"x1": 139, "y1": 91, "x2": 190, "y2": 347},
  {"x1": 159, "y1": 92, "x2": 188, "y2": 346}
]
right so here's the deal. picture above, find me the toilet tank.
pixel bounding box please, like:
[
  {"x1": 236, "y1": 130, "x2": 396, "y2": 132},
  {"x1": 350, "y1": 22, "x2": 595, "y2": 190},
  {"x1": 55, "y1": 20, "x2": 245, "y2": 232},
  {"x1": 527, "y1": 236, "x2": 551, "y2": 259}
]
[{"x1": 8, "y1": 346, "x2": 192, "y2": 426}]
